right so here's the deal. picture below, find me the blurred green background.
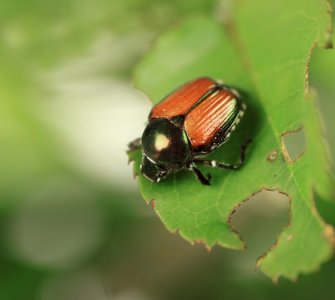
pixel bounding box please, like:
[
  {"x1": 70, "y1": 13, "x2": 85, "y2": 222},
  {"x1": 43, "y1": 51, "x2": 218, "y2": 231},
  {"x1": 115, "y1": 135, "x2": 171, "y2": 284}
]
[{"x1": 0, "y1": 1, "x2": 334, "y2": 299}]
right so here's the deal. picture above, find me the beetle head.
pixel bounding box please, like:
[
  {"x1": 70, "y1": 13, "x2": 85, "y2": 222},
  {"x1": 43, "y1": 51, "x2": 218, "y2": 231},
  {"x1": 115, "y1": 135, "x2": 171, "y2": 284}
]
[
  {"x1": 141, "y1": 154, "x2": 168, "y2": 182},
  {"x1": 140, "y1": 118, "x2": 191, "y2": 183}
]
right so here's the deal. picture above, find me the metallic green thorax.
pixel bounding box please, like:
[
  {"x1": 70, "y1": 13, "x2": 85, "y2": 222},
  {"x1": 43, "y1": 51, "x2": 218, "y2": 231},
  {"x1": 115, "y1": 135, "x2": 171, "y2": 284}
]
[{"x1": 141, "y1": 118, "x2": 191, "y2": 182}]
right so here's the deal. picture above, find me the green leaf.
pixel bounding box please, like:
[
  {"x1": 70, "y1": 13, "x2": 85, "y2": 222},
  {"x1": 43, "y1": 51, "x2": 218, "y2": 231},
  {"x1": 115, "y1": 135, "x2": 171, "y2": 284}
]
[
  {"x1": 310, "y1": 47, "x2": 335, "y2": 167},
  {"x1": 309, "y1": 26, "x2": 335, "y2": 227},
  {"x1": 129, "y1": 0, "x2": 335, "y2": 281}
]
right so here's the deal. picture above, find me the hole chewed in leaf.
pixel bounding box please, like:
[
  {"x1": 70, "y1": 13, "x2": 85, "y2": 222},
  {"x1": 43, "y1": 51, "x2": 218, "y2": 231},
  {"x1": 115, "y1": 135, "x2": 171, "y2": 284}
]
[
  {"x1": 324, "y1": 225, "x2": 335, "y2": 241},
  {"x1": 267, "y1": 149, "x2": 278, "y2": 162},
  {"x1": 281, "y1": 127, "x2": 306, "y2": 163},
  {"x1": 229, "y1": 190, "x2": 290, "y2": 271}
]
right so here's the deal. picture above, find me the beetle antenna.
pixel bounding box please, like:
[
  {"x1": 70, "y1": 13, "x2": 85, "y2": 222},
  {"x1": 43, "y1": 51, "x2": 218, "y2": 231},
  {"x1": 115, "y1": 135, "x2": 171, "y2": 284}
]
[{"x1": 127, "y1": 137, "x2": 142, "y2": 152}]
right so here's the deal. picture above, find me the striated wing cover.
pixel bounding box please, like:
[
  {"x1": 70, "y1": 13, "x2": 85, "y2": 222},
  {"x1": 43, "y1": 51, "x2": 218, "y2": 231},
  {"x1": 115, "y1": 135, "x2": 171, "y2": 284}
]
[
  {"x1": 150, "y1": 77, "x2": 215, "y2": 119},
  {"x1": 185, "y1": 89, "x2": 240, "y2": 151}
]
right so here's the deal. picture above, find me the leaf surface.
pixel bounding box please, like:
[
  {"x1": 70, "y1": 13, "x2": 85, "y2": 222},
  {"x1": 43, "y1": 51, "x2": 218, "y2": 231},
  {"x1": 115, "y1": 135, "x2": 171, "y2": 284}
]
[{"x1": 130, "y1": 0, "x2": 335, "y2": 280}]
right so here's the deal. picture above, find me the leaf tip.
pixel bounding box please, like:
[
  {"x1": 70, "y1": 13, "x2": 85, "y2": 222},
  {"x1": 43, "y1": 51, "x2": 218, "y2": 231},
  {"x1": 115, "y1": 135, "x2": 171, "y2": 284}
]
[{"x1": 194, "y1": 240, "x2": 213, "y2": 252}]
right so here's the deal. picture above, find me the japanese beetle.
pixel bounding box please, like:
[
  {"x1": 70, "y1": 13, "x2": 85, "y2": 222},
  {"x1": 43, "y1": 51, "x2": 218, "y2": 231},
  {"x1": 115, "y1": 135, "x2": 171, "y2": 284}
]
[{"x1": 128, "y1": 77, "x2": 251, "y2": 185}]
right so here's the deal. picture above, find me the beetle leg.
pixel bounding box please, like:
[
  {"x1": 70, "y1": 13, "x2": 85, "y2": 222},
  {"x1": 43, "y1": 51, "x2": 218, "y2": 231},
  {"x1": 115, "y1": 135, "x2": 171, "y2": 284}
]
[
  {"x1": 188, "y1": 163, "x2": 211, "y2": 185},
  {"x1": 127, "y1": 138, "x2": 141, "y2": 152},
  {"x1": 194, "y1": 139, "x2": 252, "y2": 170}
]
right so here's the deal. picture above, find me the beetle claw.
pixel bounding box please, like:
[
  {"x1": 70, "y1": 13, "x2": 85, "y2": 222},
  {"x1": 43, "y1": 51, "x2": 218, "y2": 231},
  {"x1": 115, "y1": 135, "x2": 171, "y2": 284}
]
[{"x1": 206, "y1": 173, "x2": 212, "y2": 185}]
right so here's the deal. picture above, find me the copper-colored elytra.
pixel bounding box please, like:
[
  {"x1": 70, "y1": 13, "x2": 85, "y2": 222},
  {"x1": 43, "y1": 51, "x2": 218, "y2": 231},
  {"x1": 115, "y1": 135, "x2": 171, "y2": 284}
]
[
  {"x1": 150, "y1": 77, "x2": 215, "y2": 119},
  {"x1": 185, "y1": 89, "x2": 237, "y2": 147}
]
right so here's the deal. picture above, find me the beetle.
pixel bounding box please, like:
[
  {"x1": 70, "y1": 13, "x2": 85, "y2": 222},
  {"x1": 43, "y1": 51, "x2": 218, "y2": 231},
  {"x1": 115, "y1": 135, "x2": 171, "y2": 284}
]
[{"x1": 128, "y1": 77, "x2": 251, "y2": 185}]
